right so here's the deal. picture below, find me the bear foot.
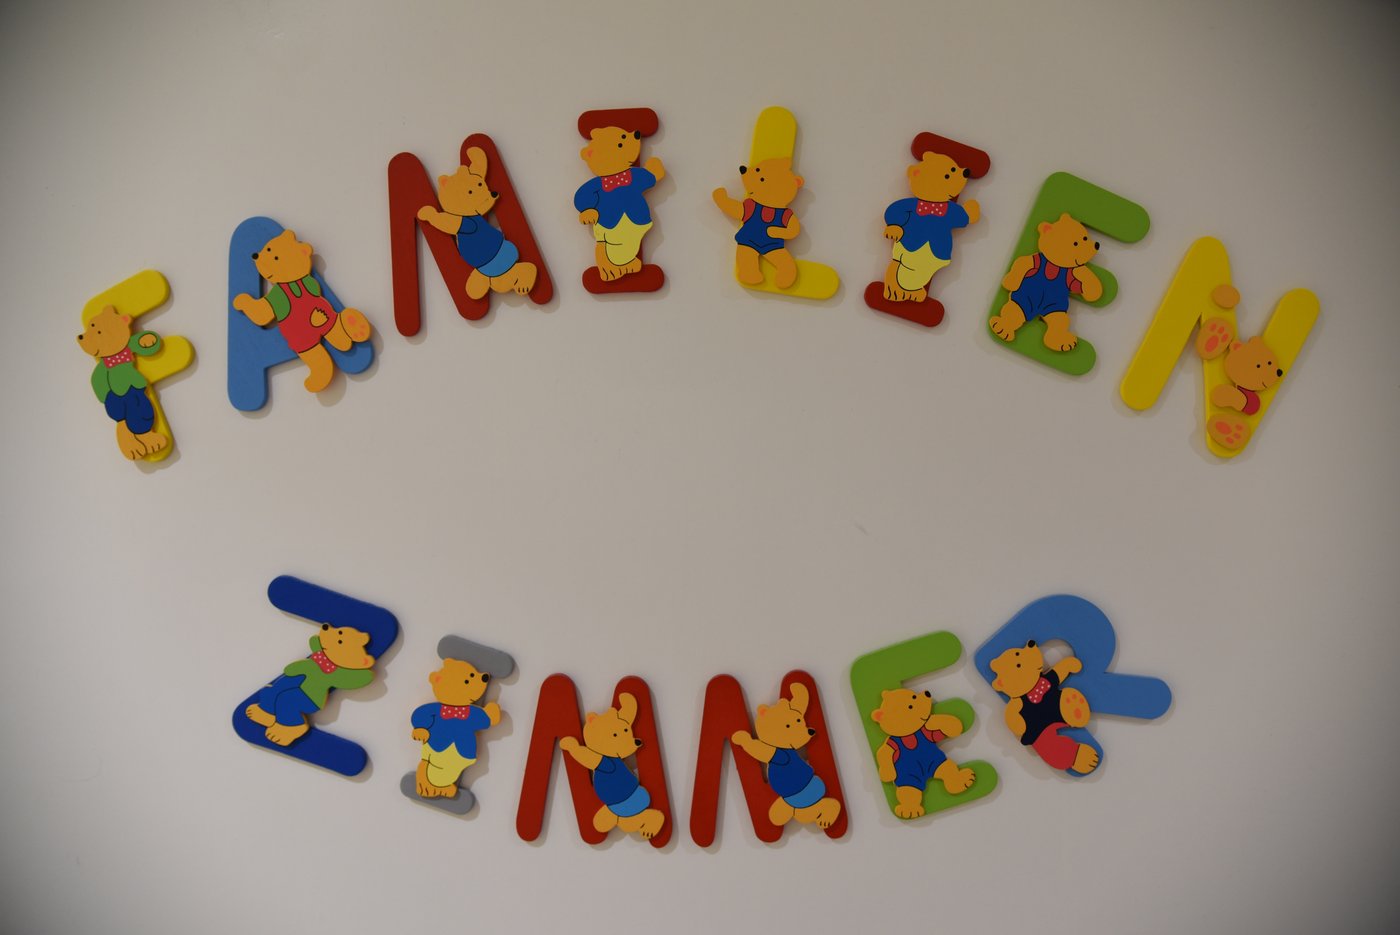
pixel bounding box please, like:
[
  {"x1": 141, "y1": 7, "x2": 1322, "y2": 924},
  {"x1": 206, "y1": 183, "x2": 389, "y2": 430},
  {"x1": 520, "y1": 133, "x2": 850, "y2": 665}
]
[
  {"x1": 768, "y1": 796, "x2": 795, "y2": 827},
  {"x1": 340, "y1": 308, "x2": 373, "y2": 344},
  {"x1": 941, "y1": 766, "x2": 976, "y2": 795},
  {"x1": 1196, "y1": 317, "x2": 1235, "y2": 359},
  {"x1": 265, "y1": 721, "x2": 310, "y2": 746},
  {"x1": 989, "y1": 302, "x2": 1025, "y2": 342},
  {"x1": 811, "y1": 797, "x2": 841, "y2": 829},
  {"x1": 627, "y1": 808, "x2": 665, "y2": 840},
  {"x1": 466, "y1": 270, "x2": 490, "y2": 301},
  {"x1": 894, "y1": 786, "x2": 925, "y2": 819},
  {"x1": 1208, "y1": 414, "x2": 1252, "y2": 450},
  {"x1": 135, "y1": 431, "x2": 168, "y2": 457},
  {"x1": 1043, "y1": 325, "x2": 1079, "y2": 352},
  {"x1": 1072, "y1": 744, "x2": 1100, "y2": 774},
  {"x1": 244, "y1": 703, "x2": 276, "y2": 727},
  {"x1": 115, "y1": 422, "x2": 147, "y2": 459},
  {"x1": 592, "y1": 805, "x2": 619, "y2": 834}
]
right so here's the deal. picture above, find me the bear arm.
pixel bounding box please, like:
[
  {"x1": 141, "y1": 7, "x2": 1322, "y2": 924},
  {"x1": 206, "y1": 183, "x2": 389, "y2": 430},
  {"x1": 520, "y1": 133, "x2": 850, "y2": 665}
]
[
  {"x1": 1002, "y1": 254, "x2": 1035, "y2": 291},
  {"x1": 642, "y1": 158, "x2": 664, "y2": 183},
  {"x1": 732, "y1": 733, "x2": 775, "y2": 763},
  {"x1": 1074, "y1": 265, "x2": 1103, "y2": 301},
  {"x1": 1051, "y1": 658, "x2": 1080, "y2": 682},
  {"x1": 562, "y1": 742, "x2": 601, "y2": 770},
  {"x1": 573, "y1": 180, "x2": 600, "y2": 213},
  {"x1": 926, "y1": 713, "x2": 963, "y2": 738},
  {"x1": 483, "y1": 702, "x2": 502, "y2": 725},
  {"x1": 884, "y1": 200, "x2": 912, "y2": 227},
  {"x1": 713, "y1": 188, "x2": 744, "y2": 220},
  {"x1": 875, "y1": 743, "x2": 897, "y2": 778},
  {"x1": 90, "y1": 367, "x2": 108, "y2": 401},
  {"x1": 769, "y1": 215, "x2": 800, "y2": 240},
  {"x1": 301, "y1": 275, "x2": 322, "y2": 298},
  {"x1": 1003, "y1": 698, "x2": 1027, "y2": 737},
  {"x1": 238, "y1": 295, "x2": 276, "y2": 327},
  {"x1": 410, "y1": 704, "x2": 437, "y2": 731},
  {"x1": 963, "y1": 200, "x2": 980, "y2": 225},
  {"x1": 131, "y1": 331, "x2": 162, "y2": 355},
  {"x1": 420, "y1": 208, "x2": 463, "y2": 236}
]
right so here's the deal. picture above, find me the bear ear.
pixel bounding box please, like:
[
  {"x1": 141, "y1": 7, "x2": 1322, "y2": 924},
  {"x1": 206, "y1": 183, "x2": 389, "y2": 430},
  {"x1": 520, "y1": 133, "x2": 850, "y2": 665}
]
[
  {"x1": 1038, "y1": 221, "x2": 1053, "y2": 234},
  {"x1": 1230, "y1": 340, "x2": 1243, "y2": 352},
  {"x1": 992, "y1": 677, "x2": 1004, "y2": 691},
  {"x1": 871, "y1": 709, "x2": 884, "y2": 723},
  {"x1": 756, "y1": 704, "x2": 768, "y2": 717},
  {"x1": 466, "y1": 146, "x2": 488, "y2": 176},
  {"x1": 880, "y1": 690, "x2": 890, "y2": 699},
  {"x1": 580, "y1": 145, "x2": 592, "y2": 160},
  {"x1": 437, "y1": 174, "x2": 449, "y2": 187},
  {"x1": 793, "y1": 175, "x2": 804, "y2": 188},
  {"x1": 1058, "y1": 212, "x2": 1073, "y2": 222},
  {"x1": 909, "y1": 165, "x2": 920, "y2": 178},
  {"x1": 589, "y1": 128, "x2": 605, "y2": 141},
  {"x1": 585, "y1": 712, "x2": 597, "y2": 724},
  {"x1": 428, "y1": 670, "x2": 440, "y2": 685},
  {"x1": 300, "y1": 241, "x2": 312, "y2": 256}
]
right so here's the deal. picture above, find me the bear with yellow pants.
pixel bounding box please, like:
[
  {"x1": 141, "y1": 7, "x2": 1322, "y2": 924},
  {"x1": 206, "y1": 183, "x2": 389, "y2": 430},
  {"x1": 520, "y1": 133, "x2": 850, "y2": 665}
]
[
  {"x1": 410, "y1": 659, "x2": 502, "y2": 799},
  {"x1": 871, "y1": 688, "x2": 976, "y2": 819},
  {"x1": 233, "y1": 229, "x2": 373, "y2": 393},
  {"x1": 575, "y1": 126, "x2": 665, "y2": 282},
  {"x1": 881, "y1": 151, "x2": 981, "y2": 303}
]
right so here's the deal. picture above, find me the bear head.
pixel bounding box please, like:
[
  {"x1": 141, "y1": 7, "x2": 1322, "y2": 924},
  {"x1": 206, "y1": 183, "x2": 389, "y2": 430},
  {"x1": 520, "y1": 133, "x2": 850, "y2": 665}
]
[
  {"x1": 251, "y1": 229, "x2": 314, "y2": 284},
  {"x1": 753, "y1": 692, "x2": 816, "y2": 751},
  {"x1": 582, "y1": 692, "x2": 643, "y2": 758},
  {"x1": 1036, "y1": 213, "x2": 1099, "y2": 269},
  {"x1": 870, "y1": 688, "x2": 935, "y2": 737},
  {"x1": 428, "y1": 658, "x2": 490, "y2": 707},
  {"x1": 907, "y1": 151, "x2": 971, "y2": 203},
  {"x1": 989, "y1": 640, "x2": 1045, "y2": 698},
  {"x1": 437, "y1": 146, "x2": 498, "y2": 218},
  {"x1": 738, "y1": 157, "x2": 803, "y2": 208},
  {"x1": 581, "y1": 126, "x2": 641, "y2": 177},
  {"x1": 76, "y1": 305, "x2": 136, "y2": 359},
  {"x1": 317, "y1": 622, "x2": 375, "y2": 669},
  {"x1": 1223, "y1": 335, "x2": 1284, "y2": 392}
]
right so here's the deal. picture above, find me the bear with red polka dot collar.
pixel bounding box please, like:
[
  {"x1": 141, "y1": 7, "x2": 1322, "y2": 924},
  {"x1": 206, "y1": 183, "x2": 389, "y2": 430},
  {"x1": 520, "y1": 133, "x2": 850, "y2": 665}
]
[
  {"x1": 988, "y1": 640, "x2": 1099, "y2": 775},
  {"x1": 245, "y1": 624, "x2": 377, "y2": 747}
]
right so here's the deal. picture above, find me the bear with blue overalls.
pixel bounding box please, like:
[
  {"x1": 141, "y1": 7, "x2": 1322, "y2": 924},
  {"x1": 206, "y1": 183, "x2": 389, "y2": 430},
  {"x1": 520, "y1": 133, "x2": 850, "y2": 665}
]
[
  {"x1": 991, "y1": 212, "x2": 1104, "y2": 351},
  {"x1": 410, "y1": 658, "x2": 501, "y2": 799},
  {"x1": 712, "y1": 157, "x2": 805, "y2": 289},
  {"x1": 575, "y1": 126, "x2": 665, "y2": 281},
  {"x1": 871, "y1": 688, "x2": 976, "y2": 819},
  {"x1": 731, "y1": 682, "x2": 841, "y2": 831},
  {"x1": 418, "y1": 146, "x2": 538, "y2": 301},
  {"x1": 76, "y1": 305, "x2": 168, "y2": 460},
  {"x1": 245, "y1": 623, "x2": 377, "y2": 747},
  {"x1": 559, "y1": 692, "x2": 665, "y2": 840}
]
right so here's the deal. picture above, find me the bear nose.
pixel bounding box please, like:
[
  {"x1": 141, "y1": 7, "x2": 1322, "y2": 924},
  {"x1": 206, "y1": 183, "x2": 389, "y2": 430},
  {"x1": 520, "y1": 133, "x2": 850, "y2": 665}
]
[
  {"x1": 250, "y1": 252, "x2": 260, "y2": 260},
  {"x1": 923, "y1": 690, "x2": 932, "y2": 698},
  {"x1": 481, "y1": 673, "x2": 490, "y2": 682},
  {"x1": 1026, "y1": 639, "x2": 1036, "y2": 648},
  {"x1": 1276, "y1": 368, "x2": 1283, "y2": 377},
  {"x1": 634, "y1": 738, "x2": 642, "y2": 747},
  {"x1": 807, "y1": 728, "x2": 816, "y2": 736},
  {"x1": 739, "y1": 165, "x2": 748, "y2": 175},
  {"x1": 489, "y1": 191, "x2": 498, "y2": 198},
  {"x1": 321, "y1": 623, "x2": 331, "y2": 631},
  {"x1": 962, "y1": 168, "x2": 970, "y2": 177},
  {"x1": 1093, "y1": 241, "x2": 1101, "y2": 250}
]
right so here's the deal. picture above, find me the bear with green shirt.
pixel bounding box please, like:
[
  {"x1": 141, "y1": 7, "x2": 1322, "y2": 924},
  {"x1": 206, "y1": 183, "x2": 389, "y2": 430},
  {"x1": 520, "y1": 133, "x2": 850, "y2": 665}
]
[
  {"x1": 245, "y1": 623, "x2": 377, "y2": 746},
  {"x1": 76, "y1": 304, "x2": 168, "y2": 460}
]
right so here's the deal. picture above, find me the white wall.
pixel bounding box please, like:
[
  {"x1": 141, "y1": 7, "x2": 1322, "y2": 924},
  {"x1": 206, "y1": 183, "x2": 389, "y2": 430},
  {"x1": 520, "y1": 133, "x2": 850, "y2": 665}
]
[{"x1": 2, "y1": 1, "x2": 1397, "y2": 933}]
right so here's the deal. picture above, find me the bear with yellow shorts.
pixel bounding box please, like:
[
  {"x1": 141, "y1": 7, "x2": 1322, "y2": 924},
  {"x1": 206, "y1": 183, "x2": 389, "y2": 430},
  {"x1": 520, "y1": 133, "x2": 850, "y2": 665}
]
[
  {"x1": 410, "y1": 658, "x2": 502, "y2": 798},
  {"x1": 882, "y1": 151, "x2": 981, "y2": 302},
  {"x1": 575, "y1": 126, "x2": 665, "y2": 281}
]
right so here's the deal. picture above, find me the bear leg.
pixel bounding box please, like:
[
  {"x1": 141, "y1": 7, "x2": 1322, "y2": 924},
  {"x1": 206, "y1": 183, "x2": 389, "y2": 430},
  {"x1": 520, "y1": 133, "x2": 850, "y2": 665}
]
[
  {"x1": 1207, "y1": 414, "x2": 1252, "y2": 450},
  {"x1": 767, "y1": 248, "x2": 798, "y2": 290},
  {"x1": 491, "y1": 262, "x2": 537, "y2": 297},
  {"x1": 989, "y1": 300, "x2": 1027, "y2": 342},
  {"x1": 466, "y1": 269, "x2": 491, "y2": 301},
  {"x1": 883, "y1": 261, "x2": 920, "y2": 302},
  {"x1": 339, "y1": 308, "x2": 373, "y2": 344},
  {"x1": 135, "y1": 430, "x2": 168, "y2": 457},
  {"x1": 244, "y1": 703, "x2": 276, "y2": 727},
  {"x1": 1196, "y1": 317, "x2": 1235, "y2": 360},
  {"x1": 1041, "y1": 311, "x2": 1078, "y2": 351},
  {"x1": 768, "y1": 796, "x2": 795, "y2": 826},
  {"x1": 894, "y1": 785, "x2": 925, "y2": 819},
  {"x1": 592, "y1": 805, "x2": 619, "y2": 834},
  {"x1": 324, "y1": 316, "x2": 353, "y2": 352},
  {"x1": 114, "y1": 421, "x2": 147, "y2": 459},
  {"x1": 934, "y1": 759, "x2": 976, "y2": 795},
  {"x1": 736, "y1": 246, "x2": 763, "y2": 285},
  {"x1": 1210, "y1": 384, "x2": 1247, "y2": 411},
  {"x1": 298, "y1": 345, "x2": 336, "y2": 393},
  {"x1": 595, "y1": 243, "x2": 629, "y2": 282},
  {"x1": 1060, "y1": 688, "x2": 1091, "y2": 728}
]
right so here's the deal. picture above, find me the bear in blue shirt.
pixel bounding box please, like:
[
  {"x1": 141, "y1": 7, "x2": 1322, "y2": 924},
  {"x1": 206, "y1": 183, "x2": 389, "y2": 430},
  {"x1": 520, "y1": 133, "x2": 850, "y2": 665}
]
[
  {"x1": 881, "y1": 151, "x2": 981, "y2": 303},
  {"x1": 560, "y1": 692, "x2": 666, "y2": 840},
  {"x1": 411, "y1": 659, "x2": 501, "y2": 799},
  {"x1": 731, "y1": 681, "x2": 842, "y2": 831},
  {"x1": 576, "y1": 126, "x2": 666, "y2": 282}
]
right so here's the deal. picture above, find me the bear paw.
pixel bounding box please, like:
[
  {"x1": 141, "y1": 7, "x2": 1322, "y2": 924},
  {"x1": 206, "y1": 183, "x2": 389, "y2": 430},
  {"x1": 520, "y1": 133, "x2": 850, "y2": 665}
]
[
  {"x1": 265, "y1": 722, "x2": 310, "y2": 747},
  {"x1": 1043, "y1": 327, "x2": 1079, "y2": 352},
  {"x1": 989, "y1": 314, "x2": 1019, "y2": 342},
  {"x1": 244, "y1": 703, "x2": 276, "y2": 727},
  {"x1": 813, "y1": 798, "x2": 841, "y2": 829},
  {"x1": 1208, "y1": 414, "x2": 1251, "y2": 450},
  {"x1": 340, "y1": 308, "x2": 373, "y2": 344},
  {"x1": 1196, "y1": 317, "x2": 1234, "y2": 360},
  {"x1": 1061, "y1": 688, "x2": 1091, "y2": 728}
]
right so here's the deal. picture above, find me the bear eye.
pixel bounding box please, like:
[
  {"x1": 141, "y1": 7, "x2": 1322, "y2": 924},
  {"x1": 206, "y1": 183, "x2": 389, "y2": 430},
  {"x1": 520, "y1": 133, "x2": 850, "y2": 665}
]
[
  {"x1": 273, "y1": 255, "x2": 279, "y2": 261},
  {"x1": 944, "y1": 173, "x2": 950, "y2": 179},
  {"x1": 1015, "y1": 662, "x2": 1021, "y2": 668},
  {"x1": 908, "y1": 704, "x2": 914, "y2": 709},
  {"x1": 617, "y1": 142, "x2": 623, "y2": 148}
]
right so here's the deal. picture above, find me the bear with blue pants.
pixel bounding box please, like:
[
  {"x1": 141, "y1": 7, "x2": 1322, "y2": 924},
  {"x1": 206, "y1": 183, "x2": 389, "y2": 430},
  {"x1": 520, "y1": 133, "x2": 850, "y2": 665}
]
[
  {"x1": 731, "y1": 681, "x2": 842, "y2": 830},
  {"x1": 245, "y1": 623, "x2": 377, "y2": 747},
  {"x1": 871, "y1": 688, "x2": 976, "y2": 819},
  {"x1": 559, "y1": 692, "x2": 665, "y2": 840},
  {"x1": 76, "y1": 304, "x2": 169, "y2": 460}
]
